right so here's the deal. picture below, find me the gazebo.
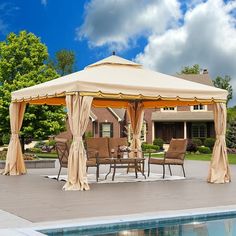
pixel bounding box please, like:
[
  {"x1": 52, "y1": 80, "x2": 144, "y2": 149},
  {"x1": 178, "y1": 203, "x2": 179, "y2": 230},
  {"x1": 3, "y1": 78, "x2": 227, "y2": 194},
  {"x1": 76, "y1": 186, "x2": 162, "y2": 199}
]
[{"x1": 3, "y1": 55, "x2": 231, "y2": 191}]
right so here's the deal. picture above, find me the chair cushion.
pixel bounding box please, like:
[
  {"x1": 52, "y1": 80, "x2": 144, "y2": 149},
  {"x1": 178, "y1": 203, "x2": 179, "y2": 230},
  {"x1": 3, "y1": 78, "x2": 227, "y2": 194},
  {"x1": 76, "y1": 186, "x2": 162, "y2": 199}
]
[
  {"x1": 87, "y1": 158, "x2": 96, "y2": 167},
  {"x1": 149, "y1": 158, "x2": 165, "y2": 164},
  {"x1": 86, "y1": 137, "x2": 110, "y2": 159},
  {"x1": 108, "y1": 137, "x2": 128, "y2": 158},
  {"x1": 166, "y1": 139, "x2": 187, "y2": 160},
  {"x1": 149, "y1": 157, "x2": 183, "y2": 165}
]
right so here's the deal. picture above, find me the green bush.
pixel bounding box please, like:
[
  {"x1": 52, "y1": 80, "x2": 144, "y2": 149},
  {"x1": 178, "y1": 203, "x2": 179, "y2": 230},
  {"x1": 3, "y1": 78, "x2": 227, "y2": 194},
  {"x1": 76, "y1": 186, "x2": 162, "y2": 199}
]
[
  {"x1": 192, "y1": 138, "x2": 202, "y2": 147},
  {"x1": 142, "y1": 143, "x2": 160, "y2": 152},
  {"x1": 46, "y1": 140, "x2": 56, "y2": 146},
  {"x1": 153, "y1": 138, "x2": 164, "y2": 149},
  {"x1": 197, "y1": 146, "x2": 211, "y2": 154},
  {"x1": 2, "y1": 134, "x2": 10, "y2": 145},
  {"x1": 34, "y1": 141, "x2": 45, "y2": 148},
  {"x1": 204, "y1": 138, "x2": 215, "y2": 150},
  {"x1": 29, "y1": 147, "x2": 41, "y2": 153}
]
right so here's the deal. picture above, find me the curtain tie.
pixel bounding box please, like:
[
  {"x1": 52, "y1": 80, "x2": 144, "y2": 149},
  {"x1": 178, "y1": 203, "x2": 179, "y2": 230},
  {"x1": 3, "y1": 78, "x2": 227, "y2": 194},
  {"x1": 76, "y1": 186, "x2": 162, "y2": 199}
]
[
  {"x1": 216, "y1": 135, "x2": 225, "y2": 139},
  {"x1": 133, "y1": 134, "x2": 139, "y2": 139},
  {"x1": 11, "y1": 133, "x2": 19, "y2": 139}
]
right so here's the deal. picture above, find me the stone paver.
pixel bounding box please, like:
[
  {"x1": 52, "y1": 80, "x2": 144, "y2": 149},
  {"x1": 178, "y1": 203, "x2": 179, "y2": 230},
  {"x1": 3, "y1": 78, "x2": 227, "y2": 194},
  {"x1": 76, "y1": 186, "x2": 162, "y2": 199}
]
[{"x1": 0, "y1": 160, "x2": 235, "y2": 229}]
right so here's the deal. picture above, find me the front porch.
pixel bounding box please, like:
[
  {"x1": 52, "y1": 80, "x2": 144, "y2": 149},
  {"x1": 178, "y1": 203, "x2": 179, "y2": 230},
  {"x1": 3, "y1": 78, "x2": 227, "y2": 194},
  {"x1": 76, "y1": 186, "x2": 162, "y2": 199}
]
[{"x1": 152, "y1": 110, "x2": 215, "y2": 143}]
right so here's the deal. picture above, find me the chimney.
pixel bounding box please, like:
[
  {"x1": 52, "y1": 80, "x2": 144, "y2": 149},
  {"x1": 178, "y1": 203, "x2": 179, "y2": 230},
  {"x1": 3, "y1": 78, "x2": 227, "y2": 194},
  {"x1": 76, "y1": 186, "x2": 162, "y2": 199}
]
[
  {"x1": 203, "y1": 69, "x2": 208, "y2": 74},
  {"x1": 112, "y1": 51, "x2": 116, "y2": 55}
]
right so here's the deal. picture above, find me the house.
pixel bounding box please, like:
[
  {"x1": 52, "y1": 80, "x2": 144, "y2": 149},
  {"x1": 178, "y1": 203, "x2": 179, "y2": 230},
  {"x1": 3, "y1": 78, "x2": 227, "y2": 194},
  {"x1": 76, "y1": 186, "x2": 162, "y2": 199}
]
[{"x1": 57, "y1": 70, "x2": 215, "y2": 144}]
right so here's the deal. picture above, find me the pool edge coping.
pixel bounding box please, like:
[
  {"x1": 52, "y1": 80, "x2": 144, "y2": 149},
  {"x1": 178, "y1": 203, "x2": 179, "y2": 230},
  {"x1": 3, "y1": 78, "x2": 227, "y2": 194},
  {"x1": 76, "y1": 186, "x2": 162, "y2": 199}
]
[{"x1": 24, "y1": 204, "x2": 236, "y2": 234}]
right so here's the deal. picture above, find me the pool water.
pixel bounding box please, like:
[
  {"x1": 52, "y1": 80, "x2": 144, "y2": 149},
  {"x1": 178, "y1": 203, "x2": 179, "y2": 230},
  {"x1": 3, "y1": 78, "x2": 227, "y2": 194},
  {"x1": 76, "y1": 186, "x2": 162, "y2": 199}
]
[{"x1": 40, "y1": 212, "x2": 236, "y2": 236}]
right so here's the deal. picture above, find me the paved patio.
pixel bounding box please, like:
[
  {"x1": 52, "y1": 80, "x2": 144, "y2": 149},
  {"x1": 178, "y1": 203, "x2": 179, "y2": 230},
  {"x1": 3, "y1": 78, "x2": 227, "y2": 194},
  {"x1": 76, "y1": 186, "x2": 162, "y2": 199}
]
[{"x1": 0, "y1": 159, "x2": 236, "y2": 232}]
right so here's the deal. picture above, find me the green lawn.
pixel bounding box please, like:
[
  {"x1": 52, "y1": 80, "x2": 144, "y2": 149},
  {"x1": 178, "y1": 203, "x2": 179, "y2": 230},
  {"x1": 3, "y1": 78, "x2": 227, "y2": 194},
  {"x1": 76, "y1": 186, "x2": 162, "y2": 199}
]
[
  {"x1": 33, "y1": 152, "x2": 236, "y2": 165},
  {"x1": 150, "y1": 153, "x2": 236, "y2": 164},
  {"x1": 33, "y1": 152, "x2": 58, "y2": 159}
]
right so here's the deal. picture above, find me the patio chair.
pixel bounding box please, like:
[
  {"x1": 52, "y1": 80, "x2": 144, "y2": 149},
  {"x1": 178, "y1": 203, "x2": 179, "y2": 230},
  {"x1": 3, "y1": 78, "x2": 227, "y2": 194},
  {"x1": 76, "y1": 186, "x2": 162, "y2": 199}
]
[
  {"x1": 55, "y1": 139, "x2": 70, "y2": 181},
  {"x1": 108, "y1": 137, "x2": 128, "y2": 158},
  {"x1": 147, "y1": 138, "x2": 187, "y2": 178},
  {"x1": 55, "y1": 139, "x2": 98, "y2": 181},
  {"x1": 85, "y1": 137, "x2": 111, "y2": 181}
]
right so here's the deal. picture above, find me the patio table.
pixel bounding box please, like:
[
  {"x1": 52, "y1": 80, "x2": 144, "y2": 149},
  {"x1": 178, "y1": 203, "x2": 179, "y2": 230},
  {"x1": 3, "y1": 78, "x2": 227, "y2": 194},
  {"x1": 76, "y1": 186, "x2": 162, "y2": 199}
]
[{"x1": 105, "y1": 157, "x2": 146, "y2": 181}]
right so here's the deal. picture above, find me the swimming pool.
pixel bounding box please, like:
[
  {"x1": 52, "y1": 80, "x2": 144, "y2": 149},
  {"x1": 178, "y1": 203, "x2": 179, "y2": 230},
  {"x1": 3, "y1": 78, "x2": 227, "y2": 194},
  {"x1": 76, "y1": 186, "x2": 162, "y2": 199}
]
[{"x1": 39, "y1": 211, "x2": 236, "y2": 236}]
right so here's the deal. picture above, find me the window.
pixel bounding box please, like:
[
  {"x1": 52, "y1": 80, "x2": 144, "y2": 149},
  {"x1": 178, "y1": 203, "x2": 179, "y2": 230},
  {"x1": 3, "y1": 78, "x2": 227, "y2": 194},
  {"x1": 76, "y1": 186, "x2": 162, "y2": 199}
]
[
  {"x1": 100, "y1": 123, "x2": 113, "y2": 137},
  {"x1": 128, "y1": 122, "x2": 147, "y2": 143},
  {"x1": 192, "y1": 123, "x2": 207, "y2": 138},
  {"x1": 191, "y1": 104, "x2": 206, "y2": 111},
  {"x1": 161, "y1": 107, "x2": 177, "y2": 112}
]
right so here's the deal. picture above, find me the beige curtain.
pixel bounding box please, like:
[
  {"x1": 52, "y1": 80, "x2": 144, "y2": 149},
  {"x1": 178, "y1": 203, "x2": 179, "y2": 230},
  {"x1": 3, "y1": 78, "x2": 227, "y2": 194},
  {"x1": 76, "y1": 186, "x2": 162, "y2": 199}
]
[
  {"x1": 3, "y1": 102, "x2": 26, "y2": 175},
  {"x1": 127, "y1": 102, "x2": 144, "y2": 158},
  {"x1": 207, "y1": 102, "x2": 231, "y2": 183},
  {"x1": 63, "y1": 93, "x2": 93, "y2": 191}
]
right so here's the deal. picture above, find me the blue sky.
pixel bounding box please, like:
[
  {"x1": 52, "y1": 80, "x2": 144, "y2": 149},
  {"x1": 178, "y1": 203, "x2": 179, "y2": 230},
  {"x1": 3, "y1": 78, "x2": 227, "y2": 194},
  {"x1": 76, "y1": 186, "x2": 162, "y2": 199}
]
[{"x1": 0, "y1": 0, "x2": 236, "y2": 105}]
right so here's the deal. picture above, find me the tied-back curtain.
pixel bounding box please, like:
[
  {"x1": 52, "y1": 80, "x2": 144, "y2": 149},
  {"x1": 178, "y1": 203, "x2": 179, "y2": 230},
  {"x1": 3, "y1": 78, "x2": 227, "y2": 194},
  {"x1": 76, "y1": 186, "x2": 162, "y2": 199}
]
[
  {"x1": 3, "y1": 102, "x2": 26, "y2": 175},
  {"x1": 63, "y1": 93, "x2": 93, "y2": 191},
  {"x1": 127, "y1": 102, "x2": 144, "y2": 158},
  {"x1": 207, "y1": 102, "x2": 231, "y2": 183}
]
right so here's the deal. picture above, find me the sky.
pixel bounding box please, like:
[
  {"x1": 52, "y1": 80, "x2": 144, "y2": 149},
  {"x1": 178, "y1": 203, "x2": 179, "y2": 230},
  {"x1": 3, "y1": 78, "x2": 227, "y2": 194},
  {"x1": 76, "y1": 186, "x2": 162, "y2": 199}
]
[{"x1": 0, "y1": 0, "x2": 235, "y2": 106}]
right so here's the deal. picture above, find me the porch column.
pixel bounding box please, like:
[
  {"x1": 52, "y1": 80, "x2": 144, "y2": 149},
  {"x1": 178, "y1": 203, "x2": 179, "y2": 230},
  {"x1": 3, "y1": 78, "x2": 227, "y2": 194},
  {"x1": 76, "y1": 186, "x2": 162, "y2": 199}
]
[
  {"x1": 184, "y1": 121, "x2": 187, "y2": 139},
  {"x1": 152, "y1": 121, "x2": 155, "y2": 143}
]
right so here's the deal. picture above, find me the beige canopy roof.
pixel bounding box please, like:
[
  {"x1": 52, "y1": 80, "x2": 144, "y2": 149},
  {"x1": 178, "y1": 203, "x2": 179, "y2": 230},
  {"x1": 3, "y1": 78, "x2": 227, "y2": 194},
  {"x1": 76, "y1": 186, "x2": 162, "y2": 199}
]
[{"x1": 11, "y1": 55, "x2": 227, "y2": 108}]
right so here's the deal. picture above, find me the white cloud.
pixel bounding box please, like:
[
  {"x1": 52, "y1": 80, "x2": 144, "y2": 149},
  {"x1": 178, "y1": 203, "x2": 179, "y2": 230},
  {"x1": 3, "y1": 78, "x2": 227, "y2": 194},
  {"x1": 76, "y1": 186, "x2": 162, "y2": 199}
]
[
  {"x1": 136, "y1": 0, "x2": 236, "y2": 106},
  {"x1": 41, "y1": 0, "x2": 47, "y2": 6},
  {"x1": 77, "y1": 0, "x2": 181, "y2": 50},
  {"x1": 0, "y1": 3, "x2": 19, "y2": 36}
]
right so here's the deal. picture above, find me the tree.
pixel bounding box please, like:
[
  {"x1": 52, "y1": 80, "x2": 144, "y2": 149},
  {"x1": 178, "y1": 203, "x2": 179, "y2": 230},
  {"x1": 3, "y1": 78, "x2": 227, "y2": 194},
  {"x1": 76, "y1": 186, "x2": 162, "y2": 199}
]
[
  {"x1": 213, "y1": 75, "x2": 233, "y2": 106},
  {"x1": 180, "y1": 64, "x2": 200, "y2": 74},
  {"x1": 55, "y1": 49, "x2": 75, "y2": 76},
  {"x1": 226, "y1": 119, "x2": 236, "y2": 148},
  {"x1": 0, "y1": 31, "x2": 66, "y2": 143}
]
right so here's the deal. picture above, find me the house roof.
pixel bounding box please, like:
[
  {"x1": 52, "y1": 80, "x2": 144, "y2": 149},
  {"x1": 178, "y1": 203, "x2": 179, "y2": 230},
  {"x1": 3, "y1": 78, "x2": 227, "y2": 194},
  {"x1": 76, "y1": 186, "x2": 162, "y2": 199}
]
[
  {"x1": 176, "y1": 73, "x2": 214, "y2": 86},
  {"x1": 89, "y1": 111, "x2": 97, "y2": 121},
  {"x1": 151, "y1": 111, "x2": 214, "y2": 121},
  {"x1": 109, "y1": 108, "x2": 126, "y2": 121}
]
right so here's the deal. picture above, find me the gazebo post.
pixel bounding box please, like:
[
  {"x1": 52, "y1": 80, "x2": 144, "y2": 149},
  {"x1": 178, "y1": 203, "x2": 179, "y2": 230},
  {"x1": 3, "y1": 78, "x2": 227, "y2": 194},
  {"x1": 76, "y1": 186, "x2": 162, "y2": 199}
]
[
  {"x1": 3, "y1": 102, "x2": 26, "y2": 175},
  {"x1": 63, "y1": 93, "x2": 93, "y2": 191},
  {"x1": 127, "y1": 101, "x2": 144, "y2": 158},
  {"x1": 207, "y1": 102, "x2": 231, "y2": 183}
]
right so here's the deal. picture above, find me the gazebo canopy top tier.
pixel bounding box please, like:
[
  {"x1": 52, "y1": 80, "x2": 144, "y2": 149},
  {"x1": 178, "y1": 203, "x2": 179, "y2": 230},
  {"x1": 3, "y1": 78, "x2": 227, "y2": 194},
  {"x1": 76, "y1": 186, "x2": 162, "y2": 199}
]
[{"x1": 11, "y1": 55, "x2": 228, "y2": 108}]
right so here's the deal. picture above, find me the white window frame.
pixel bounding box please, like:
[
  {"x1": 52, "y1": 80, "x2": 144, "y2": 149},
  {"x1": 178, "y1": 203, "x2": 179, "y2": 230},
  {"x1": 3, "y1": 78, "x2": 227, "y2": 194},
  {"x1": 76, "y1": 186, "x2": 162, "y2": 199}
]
[
  {"x1": 191, "y1": 104, "x2": 207, "y2": 112},
  {"x1": 160, "y1": 107, "x2": 177, "y2": 112}
]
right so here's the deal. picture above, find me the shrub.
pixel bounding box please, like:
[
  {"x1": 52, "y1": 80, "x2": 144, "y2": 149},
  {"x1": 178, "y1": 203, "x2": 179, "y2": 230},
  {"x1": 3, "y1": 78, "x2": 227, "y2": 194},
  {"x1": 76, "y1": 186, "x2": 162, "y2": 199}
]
[
  {"x1": 2, "y1": 134, "x2": 10, "y2": 145},
  {"x1": 197, "y1": 146, "x2": 211, "y2": 154},
  {"x1": 187, "y1": 139, "x2": 197, "y2": 153},
  {"x1": 46, "y1": 140, "x2": 56, "y2": 147},
  {"x1": 153, "y1": 138, "x2": 164, "y2": 149},
  {"x1": 192, "y1": 138, "x2": 202, "y2": 147},
  {"x1": 204, "y1": 138, "x2": 215, "y2": 150},
  {"x1": 142, "y1": 143, "x2": 160, "y2": 152},
  {"x1": 34, "y1": 141, "x2": 46, "y2": 148},
  {"x1": 85, "y1": 131, "x2": 93, "y2": 138},
  {"x1": 29, "y1": 147, "x2": 41, "y2": 153},
  {"x1": 0, "y1": 150, "x2": 7, "y2": 160}
]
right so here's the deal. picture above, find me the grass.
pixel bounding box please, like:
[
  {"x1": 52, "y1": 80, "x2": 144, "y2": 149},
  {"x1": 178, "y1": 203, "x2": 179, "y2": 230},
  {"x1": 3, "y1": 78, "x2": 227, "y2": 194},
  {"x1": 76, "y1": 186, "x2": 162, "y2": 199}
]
[
  {"x1": 32, "y1": 152, "x2": 58, "y2": 159},
  {"x1": 151, "y1": 153, "x2": 236, "y2": 164},
  {"x1": 29, "y1": 152, "x2": 236, "y2": 164}
]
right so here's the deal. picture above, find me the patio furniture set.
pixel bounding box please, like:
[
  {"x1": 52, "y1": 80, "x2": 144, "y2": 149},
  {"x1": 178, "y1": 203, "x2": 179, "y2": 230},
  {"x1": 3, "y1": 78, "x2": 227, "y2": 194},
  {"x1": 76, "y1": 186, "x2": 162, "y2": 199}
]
[{"x1": 55, "y1": 138, "x2": 188, "y2": 181}]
